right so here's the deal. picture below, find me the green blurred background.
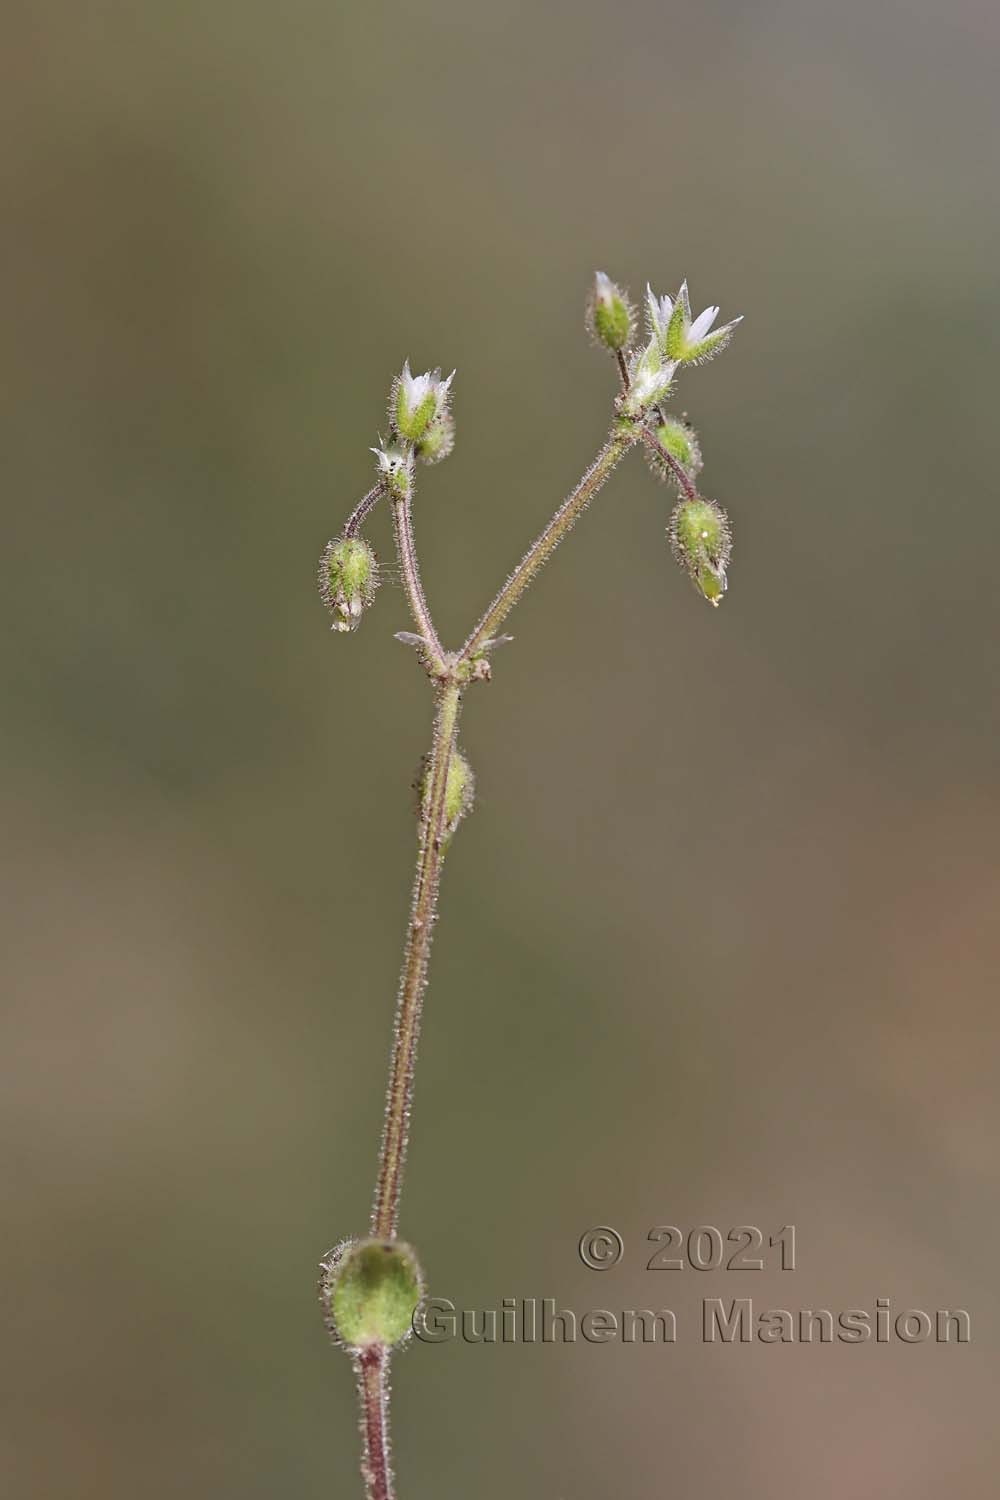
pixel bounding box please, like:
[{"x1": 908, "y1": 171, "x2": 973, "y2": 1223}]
[{"x1": 3, "y1": 1, "x2": 998, "y2": 1495}]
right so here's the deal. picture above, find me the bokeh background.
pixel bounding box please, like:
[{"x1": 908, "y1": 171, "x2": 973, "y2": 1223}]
[{"x1": 3, "y1": 1, "x2": 998, "y2": 1495}]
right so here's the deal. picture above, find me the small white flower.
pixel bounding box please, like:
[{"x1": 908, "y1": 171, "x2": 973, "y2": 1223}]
[
  {"x1": 650, "y1": 280, "x2": 742, "y2": 364},
  {"x1": 393, "y1": 361, "x2": 455, "y2": 441}
]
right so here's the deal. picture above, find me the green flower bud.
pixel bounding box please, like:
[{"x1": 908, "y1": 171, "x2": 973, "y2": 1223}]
[
  {"x1": 319, "y1": 536, "x2": 379, "y2": 632},
  {"x1": 392, "y1": 362, "x2": 454, "y2": 443},
  {"x1": 670, "y1": 496, "x2": 731, "y2": 607},
  {"x1": 645, "y1": 415, "x2": 703, "y2": 488},
  {"x1": 320, "y1": 1238, "x2": 425, "y2": 1351},
  {"x1": 415, "y1": 411, "x2": 455, "y2": 465},
  {"x1": 418, "y1": 747, "x2": 475, "y2": 841},
  {"x1": 588, "y1": 271, "x2": 634, "y2": 353}
]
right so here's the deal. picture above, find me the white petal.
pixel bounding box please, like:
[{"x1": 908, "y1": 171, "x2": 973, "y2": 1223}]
[{"x1": 688, "y1": 306, "x2": 719, "y2": 342}]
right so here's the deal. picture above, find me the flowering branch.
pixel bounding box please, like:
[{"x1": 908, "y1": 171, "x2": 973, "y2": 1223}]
[{"x1": 316, "y1": 269, "x2": 743, "y2": 1499}]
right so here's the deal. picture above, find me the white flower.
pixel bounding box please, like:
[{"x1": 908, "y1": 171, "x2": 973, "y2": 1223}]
[
  {"x1": 646, "y1": 280, "x2": 742, "y2": 364},
  {"x1": 393, "y1": 361, "x2": 455, "y2": 441}
]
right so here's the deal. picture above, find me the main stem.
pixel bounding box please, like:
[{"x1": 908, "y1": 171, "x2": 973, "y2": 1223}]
[
  {"x1": 371, "y1": 678, "x2": 462, "y2": 1240},
  {"x1": 356, "y1": 1347, "x2": 393, "y2": 1500}
]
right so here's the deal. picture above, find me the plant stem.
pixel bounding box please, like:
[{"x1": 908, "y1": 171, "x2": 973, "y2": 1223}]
[
  {"x1": 459, "y1": 427, "x2": 636, "y2": 663},
  {"x1": 344, "y1": 483, "x2": 385, "y2": 539},
  {"x1": 615, "y1": 349, "x2": 631, "y2": 391},
  {"x1": 371, "y1": 678, "x2": 463, "y2": 1240},
  {"x1": 356, "y1": 1346, "x2": 393, "y2": 1500},
  {"x1": 391, "y1": 493, "x2": 447, "y2": 672}
]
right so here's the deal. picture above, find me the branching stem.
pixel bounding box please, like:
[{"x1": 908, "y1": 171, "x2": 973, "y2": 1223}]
[
  {"x1": 459, "y1": 427, "x2": 636, "y2": 663},
  {"x1": 334, "y1": 323, "x2": 733, "y2": 1500},
  {"x1": 344, "y1": 483, "x2": 385, "y2": 539}
]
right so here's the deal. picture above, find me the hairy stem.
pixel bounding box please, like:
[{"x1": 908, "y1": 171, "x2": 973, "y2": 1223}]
[
  {"x1": 344, "y1": 483, "x2": 385, "y2": 539},
  {"x1": 356, "y1": 1346, "x2": 393, "y2": 1500},
  {"x1": 391, "y1": 493, "x2": 447, "y2": 671},
  {"x1": 640, "y1": 423, "x2": 699, "y2": 502},
  {"x1": 371, "y1": 679, "x2": 463, "y2": 1239},
  {"x1": 460, "y1": 427, "x2": 635, "y2": 663}
]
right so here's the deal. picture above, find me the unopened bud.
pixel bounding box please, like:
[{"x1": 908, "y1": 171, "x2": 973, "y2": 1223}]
[
  {"x1": 392, "y1": 361, "x2": 454, "y2": 443},
  {"x1": 320, "y1": 1238, "x2": 424, "y2": 1351},
  {"x1": 645, "y1": 415, "x2": 702, "y2": 487},
  {"x1": 418, "y1": 747, "x2": 475, "y2": 841},
  {"x1": 588, "y1": 271, "x2": 634, "y2": 353},
  {"x1": 415, "y1": 411, "x2": 455, "y2": 465},
  {"x1": 319, "y1": 536, "x2": 379, "y2": 632},
  {"x1": 670, "y1": 496, "x2": 731, "y2": 607}
]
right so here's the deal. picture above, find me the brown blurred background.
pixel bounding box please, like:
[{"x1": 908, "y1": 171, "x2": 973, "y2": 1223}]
[{"x1": 3, "y1": 1, "x2": 998, "y2": 1496}]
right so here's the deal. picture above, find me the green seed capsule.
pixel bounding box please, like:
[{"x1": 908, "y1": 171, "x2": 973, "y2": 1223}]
[
  {"x1": 321, "y1": 1238, "x2": 425, "y2": 1350},
  {"x1": 670, "y1": 497, "x2": 731, "y2": 607},
  {"x1": 319, "y1": 536, "x2": 379, "y2": 632}
]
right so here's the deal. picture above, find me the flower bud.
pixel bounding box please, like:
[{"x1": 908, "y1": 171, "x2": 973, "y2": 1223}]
[
  {"x1": 418, "y1": 747, "x2": 475, "y2": 841},
  {"x1": 415, "y1": 411, "x2": 455, "y2": 465},
  {"x1": 587, "y1": 271, "x2": 634, "y2": 353},
  {"x1": 644, "y1": 415, "x2": 702, "y2": 487},
  {"x1": 320, "y1": 1238, "x2": 424, "y2": 1351},
  {"x1": 670, "y1": 496, "x2": 731, "y2": 607},
  {"x1": 319, "y1": 536, "x2": 379, "y2": 632},
  {"x1": 391, "y1": 361, "x2": 454, "y2": 443}
]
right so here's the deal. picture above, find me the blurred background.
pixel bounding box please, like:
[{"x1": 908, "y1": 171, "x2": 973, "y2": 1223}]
[{"x1": 3, "y1": 1, "x2": 998, "y2": 1495}]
